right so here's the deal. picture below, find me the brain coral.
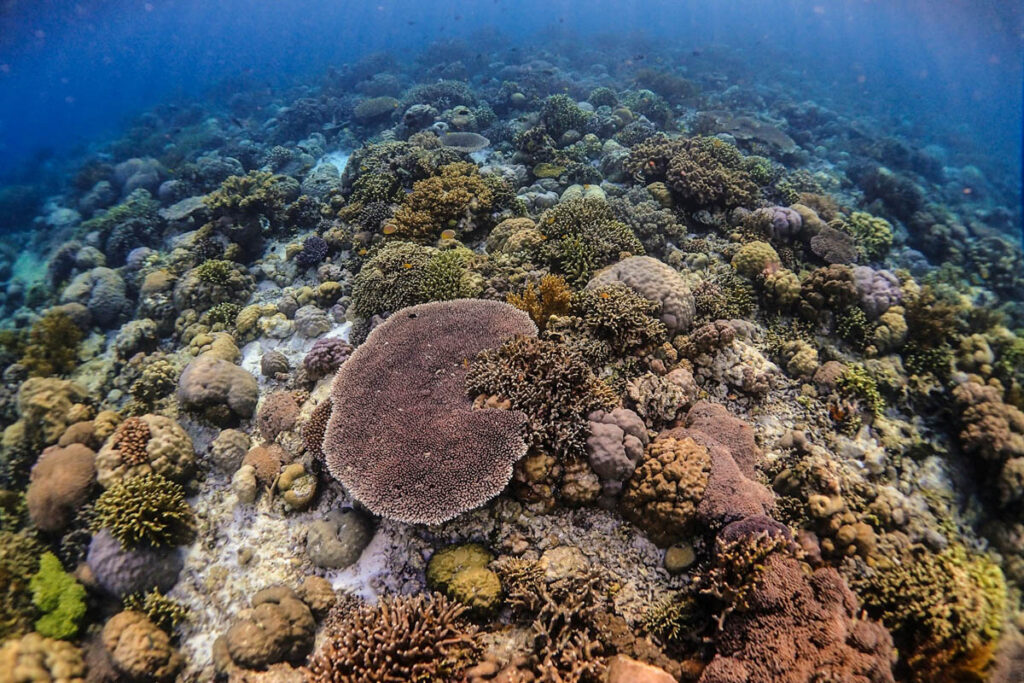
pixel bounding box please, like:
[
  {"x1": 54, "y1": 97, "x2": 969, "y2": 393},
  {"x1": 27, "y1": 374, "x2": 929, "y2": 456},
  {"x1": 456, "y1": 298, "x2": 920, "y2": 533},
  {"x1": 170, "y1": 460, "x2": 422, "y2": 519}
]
[
  {"x1": 26, "y1": 443, "x2": 96, "y2": 532},
  {"x1": 322, "y1": 299, "x2": 537, "y2": 524},
  {"x1": 94, "y1": 414, "x2": 196, "y2": 487},
  {"x1": 587, "y1": 255, "x2": 696, "y2": 335},
  {"x1": 176, "y1": 356, "x2": 258, "y2": 426},
  {"x1": 59, "y1": 266, "x2": 128, "y2": 328}
]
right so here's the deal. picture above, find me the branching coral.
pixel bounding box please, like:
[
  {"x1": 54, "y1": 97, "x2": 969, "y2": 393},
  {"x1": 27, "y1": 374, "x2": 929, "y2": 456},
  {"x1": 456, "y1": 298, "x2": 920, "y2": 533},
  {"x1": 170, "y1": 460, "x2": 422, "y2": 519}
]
[
  {"x1": 20, "y1": 311, "x2": 83, "y2": 378},
  {"x1": 204, "y1": 170, "x2": 300, "y2": 222},
  {"x1": 572, "y1": 283, "x2": 667, "y2": 359},
  {"x1": 89, "y1": 473, "x2": 196, "y2": 549},
  {"x1": 847, "y1": 211, "x2": 894, "y2": 261},
  {"x1": 624, "y1": 134, "x2": 760, "y2": 209},
  {"x1": 466, "y1": 335, "x2": 617, "y2": 459},
  {"x1": 390, "y1": 162, "x2": 503, "y2": 240},
  {"x1": 305, "y1": 593, "x2": 478, "y2": 682},
  {"x1": 123, "y1": 589, "x2": 189, "y2": 634},
  {"x1": 506, "y1": 275, "x2": 572, "y2": 332},
  {"x1": 0, "y1": 530, "x2": 43, "y2": 640},
  {"x1": 849, "y1": 542, "x2": 1007, "y2": 680},
  {"x1": 538, "y1": 197, "x2": 643, "y2": 286}
]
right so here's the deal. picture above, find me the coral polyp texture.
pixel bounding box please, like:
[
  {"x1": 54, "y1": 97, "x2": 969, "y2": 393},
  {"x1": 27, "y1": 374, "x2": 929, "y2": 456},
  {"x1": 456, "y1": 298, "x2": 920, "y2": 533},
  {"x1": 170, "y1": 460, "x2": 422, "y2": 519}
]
[
  {"x1": 322, "y1": 299, "x2": 537, "y2": 524},
  {"x1": 0, "y1": 19, "x2": 1020, "y2": 683}
]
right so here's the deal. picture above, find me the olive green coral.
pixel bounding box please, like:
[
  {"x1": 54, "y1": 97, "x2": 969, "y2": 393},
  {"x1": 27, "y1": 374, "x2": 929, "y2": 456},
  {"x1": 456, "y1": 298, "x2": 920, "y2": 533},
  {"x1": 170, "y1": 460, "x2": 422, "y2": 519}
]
[
  {"x1": 390, "y1": 162, "x2": 502, "y2": 240},
  {"x1": 89, "y1": 473, "x2": 196, "y2": 549},
  {"x1": 123, "y1": 589, "x2": 189, "y2": 634},
  {"x1": 538, "y1": 197, "x2": 643, "y2": 286},
  {"x1": 20, "y1": 311, "x2": 83, "y2": 378},
  {"x1": 426, "y1": 544, "x2": 502, "y2": 615},
  {"x1": 847, "y1": 211, "x2": 894, "y2": 261},
  {"x1": 731, "y1": 240, "x2": 781, "y2": 279},
  {"x1": 849, "y1": 543, "x2": 1007, "y2": 680},
  {"x1": 204, "y1": 170, "x2": 300, "y2": 220},
  {"x1": 0, "y1": 530, "x2": 43, "y2": 640},
  {"x1": 572, "y1": 283, "x2": 667, "y2": 358}
]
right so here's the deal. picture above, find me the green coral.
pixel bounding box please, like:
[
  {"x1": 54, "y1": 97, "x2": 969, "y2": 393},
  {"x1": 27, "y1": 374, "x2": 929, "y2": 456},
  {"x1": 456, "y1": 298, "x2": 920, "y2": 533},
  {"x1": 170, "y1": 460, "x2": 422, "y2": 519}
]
[
  {"x1": 540, "y1": 94, "x2": 590, "y2": 139},
  {"x1": 129, "y1": 358, "x2": 178, "y2": 406},
  {"x1": 692, "y1": 272, "x2": 756, "y2": 324},
  {"x1": 621, "y1": 89, "x2": 672, "y2": 125},
  {"x1": 79, "y1": 189, "x2": 160, "y2": 238},
  {"x1": 731, "y1": 240, "x2": 781, "y2": 279},
  {"x1": 836, "y1": 308, "x2": 870, "y2": 350},
  {"x1": 89, "y1": 473, "x2": 196, "y2": 549},
  {"x1": 836, "y1": 364, "x2": 885, "y2": 417},
  {"x1": 587, "y1": 87, "x2": 618, "y2": 108},
  {"x1": 30, "y1": 552, "x2": 86, "y2": 640},
  {"x1": 20, "y1": 311, "x2": 83, "y2": 378},
  {"x1": 539, "y1": 197, "x2": 643, "y2": 286},
  {"x1": 204, "y1": 170, "x2": 299, "y2": 220},
  {"x1": 466, "y1": 335, "x2": 617, "y2": 458},
  {"x1": 572, "y1": 284, "x2": 667, "y2": 359},
  {"x1": 0, "y1": 530, "x2": 43, "y2": 640},
  {"x1": 849, "y1": 543, "x2": 1007, "y2": 680},
  {"x1": 625, "y1": 134, "x2": 760, "y2": 209},
  {"x1": 350, "y1": 241, "x2": 481, "y2": 319},
  {"x1": 203, "y1": 302, "x2": 242, "y2": 329},
  {"x1": 426, "y1": 544, "x2": 502, "y2": 615},
  {"x1": 123, "y1": 590, "x2": 189, "y2": 633},
  {"x1": 847, "y1": 211, "x2": 894, "y2": 261},
  {"x1": 193, "y1": 259, "x2": 236, "y2": 286}
]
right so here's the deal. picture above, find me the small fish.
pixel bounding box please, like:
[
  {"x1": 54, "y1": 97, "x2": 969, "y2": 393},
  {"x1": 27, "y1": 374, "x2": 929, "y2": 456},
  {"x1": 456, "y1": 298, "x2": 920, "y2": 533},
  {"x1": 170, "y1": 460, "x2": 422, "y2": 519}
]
[
  {"x1": 440, "y1": 229, "x2": 456, "y2": 240},
  {"x1": 382, "y1": 224, "x2": 397, "y2": 235},
  {"x1": 402, "y1": 262, "x2": 414, "y2": 269}
]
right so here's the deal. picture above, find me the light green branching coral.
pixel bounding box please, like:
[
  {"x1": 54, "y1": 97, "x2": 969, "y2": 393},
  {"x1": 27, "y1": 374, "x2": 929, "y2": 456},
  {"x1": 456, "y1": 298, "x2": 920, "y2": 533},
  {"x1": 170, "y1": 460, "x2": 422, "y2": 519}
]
[
  {"x1": 837, "y1": 363, "x2": 885, "y2": 417},
  {"x1": 124, "y1": 590, "x2": 189, "y2": 633},
  {"x1": 90, "y1": 473, "x2": 196, "y2": 549},
  {"x1": 847, "y1": 211, "x2": 893, "y2": 261},
  {"x1": 30, "y1": 552, "x2": 86, "y2": 640}
]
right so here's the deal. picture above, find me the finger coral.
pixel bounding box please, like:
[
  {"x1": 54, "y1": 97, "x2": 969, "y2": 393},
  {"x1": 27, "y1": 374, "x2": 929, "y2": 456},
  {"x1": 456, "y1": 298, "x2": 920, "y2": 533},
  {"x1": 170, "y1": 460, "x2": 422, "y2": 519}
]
[
  {"x1": 90, "y1": 473, "x2": 196, "y2": 549},
  {"x1": 305, "y1": 593, "x2": 478, "y2": 682},
  {"x1": 322, "y1": 299, "x2": 536, "y2": 524}
]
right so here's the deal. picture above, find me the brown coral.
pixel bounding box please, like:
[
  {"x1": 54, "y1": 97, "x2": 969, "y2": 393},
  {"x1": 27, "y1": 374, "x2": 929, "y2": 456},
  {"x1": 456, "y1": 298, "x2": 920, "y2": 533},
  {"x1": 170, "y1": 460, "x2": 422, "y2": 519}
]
[
  {"x1": 94, "y1": 414, "x2": 195, "y2": 488},
  {"x1": 26, "y1": 444, "x2": 96, "y2": 532},
  {"x1": 257, "y1": 391, "x2": 301, "y2": 442},
  {"x1": 305, "y1": 593, "x2": 478, "y2": 682},
  {"x1": 323, "y1": 300, "x2": 536, "y2": 524},
  {"x1": 0, "y1": 632, "x2": 85, "y2": 683},
  {"x1": 215, "y1": 586, "x2": 315, "y2": 672},
  {"x1": 101, "y1": 611, "x2": 183, "y2": 682},
  {"x1": 108, "y1": 417, "x2": 150, "y2": 466}
]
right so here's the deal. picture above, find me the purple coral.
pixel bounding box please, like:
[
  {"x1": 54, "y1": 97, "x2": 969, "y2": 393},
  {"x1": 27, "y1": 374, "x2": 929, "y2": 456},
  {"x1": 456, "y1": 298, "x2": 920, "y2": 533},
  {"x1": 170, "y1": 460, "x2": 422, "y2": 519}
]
[
  {"x1": 303, "y1": 337, "x2": 353, "y2": 379},
  {"x1": 295, "y1": 236, "x2": 329, "y2": 268},
  {"x1": 852, "y1": 266, "x2": 902, "y2": 319},
  {"x1": 321, "y1": 299, "x2": 537, "y2": 524}
]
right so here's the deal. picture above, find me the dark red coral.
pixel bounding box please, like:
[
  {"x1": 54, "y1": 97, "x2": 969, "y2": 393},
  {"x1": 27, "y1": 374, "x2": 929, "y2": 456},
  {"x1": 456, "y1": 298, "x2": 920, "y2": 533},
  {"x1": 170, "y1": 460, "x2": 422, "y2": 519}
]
[{"x1": 322, "y1": 300, "x2": 537, "y2": 524}]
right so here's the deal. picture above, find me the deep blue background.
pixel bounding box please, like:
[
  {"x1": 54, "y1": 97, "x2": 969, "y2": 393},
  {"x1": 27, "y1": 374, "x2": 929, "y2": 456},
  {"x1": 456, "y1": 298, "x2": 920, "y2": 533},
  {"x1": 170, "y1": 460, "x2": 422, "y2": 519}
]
[{"x1": 0, "y1": 0, "x2": 1020, "y2": 189}]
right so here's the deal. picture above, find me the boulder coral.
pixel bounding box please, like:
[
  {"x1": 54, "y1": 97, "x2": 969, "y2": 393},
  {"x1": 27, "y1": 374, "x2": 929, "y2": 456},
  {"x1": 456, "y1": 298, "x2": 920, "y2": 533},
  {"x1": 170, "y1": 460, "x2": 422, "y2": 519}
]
[
  {"x1": 26, "y1": 443, "x2": 96, "y2": 532},
  {"x1": 101, "y1": 610, "x2": 183, "y2": 682},
  {"x1": 322, "y1": 299, "x2": 536, "y2": 524},
  {"x1": 94, "y1": 414, "x2": 196, "y2": 488},
  {"x1": 214, "y1": 586, "x2": 316, "y2": 672},
  {"x1": 176, "y1": 355, "x2": 258, "y2": 426},
  {"x1": 587, "y1": 255, "x2": 696, "y2": 335}
]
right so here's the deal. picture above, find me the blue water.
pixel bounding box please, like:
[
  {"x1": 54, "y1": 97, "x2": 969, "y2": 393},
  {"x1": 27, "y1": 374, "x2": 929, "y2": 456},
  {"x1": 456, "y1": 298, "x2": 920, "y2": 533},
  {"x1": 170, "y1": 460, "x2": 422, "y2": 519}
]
[{"x1": 1, "y1": 0, "x2": 1020, "y2": 193}]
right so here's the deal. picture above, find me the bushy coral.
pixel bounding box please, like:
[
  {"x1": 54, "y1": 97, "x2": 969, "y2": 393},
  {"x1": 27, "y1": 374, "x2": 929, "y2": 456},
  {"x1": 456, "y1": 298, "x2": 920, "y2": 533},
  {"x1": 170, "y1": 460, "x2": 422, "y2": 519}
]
[
  {"x1": 572, "y1": 283, "x2": 667, "y2": 358},
  {"x1": 540, "y1": 94, "x2": 590, "y2": 139},
  {"x1": 847, "y1": 210, "x2": 894, "y2": 261},
  {"x1": 123, "y1": 589, "x2": 189, "y2": 634},
  {"x1": 506, "y1": 275, "x2": 572, "y2": 332},
  {"x1": 625, "y1": 134, "x2": 760, "y2": 209},
  {"x1": 850, "y1": 543, "x2": 1006, "y2": 680},
  {"x1": 390, "y1": 162, "x2": 503, "y2": 240},
  {"x1": 731, "y1": 240, "x2": 781, "y2": 279},
  {"x1": 0, "y1": 530, "x2": 43, "y2": 640},
  {"x1": 466, "y1": 335, "x2": 616, "y2": 459},
  {"x1": 539, "y1": 197, "x2": 643, "y2": 286},
  {"x1": 20, "y1": 311, "x2": 83, "y2": 378},
  {"x1": 90, "y1": 473, "x2": 196, "y2": 549},
  {"x1": 307, "y1": 594, "x2": 477, "y2": 682},
  {"x1": 204, "y1": 170, "x2": 300, "y2": 223},
  {"x1": 30, "y1": 552, "x2": 87, "y2": 640}
]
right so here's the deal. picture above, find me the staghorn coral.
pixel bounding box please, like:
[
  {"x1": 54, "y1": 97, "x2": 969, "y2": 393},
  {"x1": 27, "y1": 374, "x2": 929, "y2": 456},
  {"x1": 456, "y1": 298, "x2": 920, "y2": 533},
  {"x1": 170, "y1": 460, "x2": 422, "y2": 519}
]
[
  {"x1": 89, "y1": 473, "x2": 195, "y2": 549},
  {"x1": 204, "y1": 170, "x2": 299, "y2": 223},
  {"x1": 538, "y1": 197, "x2": 643, "y2": 286},
  {"x1": 173, "y1": 259, "x2": 254, "y2": 313},
  {"x1": 305, "y1": 593, "x2": 478, "y2": 682},
  {"x1": 467, "y1": 335, "x2": 616, "y2": 460},
  {"x1": 322, "y1": 300, "x2": 536, "y2": 524},
  {"x1": 507, "y1": 275, "x2": 572, "y2": 332},
  {"x1": 122, "y1": 590, "x2": 188, "y2": 634}
]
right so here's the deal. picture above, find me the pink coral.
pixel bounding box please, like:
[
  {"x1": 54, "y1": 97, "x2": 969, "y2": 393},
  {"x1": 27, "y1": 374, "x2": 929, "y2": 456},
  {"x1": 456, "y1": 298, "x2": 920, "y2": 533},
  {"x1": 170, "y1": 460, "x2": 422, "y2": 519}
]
[{"x1": 322, "y1": 300, "x2": 537, "y2": 524}]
